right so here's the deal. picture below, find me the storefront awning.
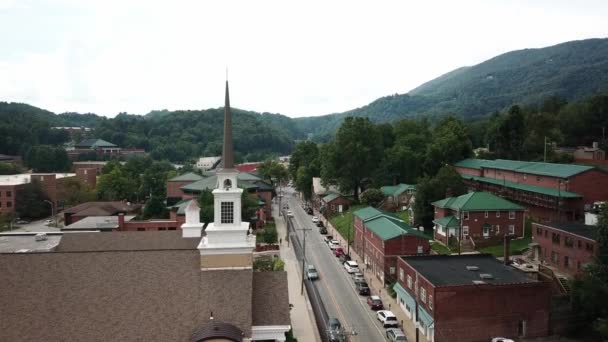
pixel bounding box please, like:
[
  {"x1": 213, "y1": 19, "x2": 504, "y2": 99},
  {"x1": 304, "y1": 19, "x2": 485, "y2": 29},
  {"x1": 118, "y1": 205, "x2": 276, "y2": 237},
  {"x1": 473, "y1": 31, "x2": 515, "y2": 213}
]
[{"x1": 393, "y1": 282, "x2": 416, "y2": 309}]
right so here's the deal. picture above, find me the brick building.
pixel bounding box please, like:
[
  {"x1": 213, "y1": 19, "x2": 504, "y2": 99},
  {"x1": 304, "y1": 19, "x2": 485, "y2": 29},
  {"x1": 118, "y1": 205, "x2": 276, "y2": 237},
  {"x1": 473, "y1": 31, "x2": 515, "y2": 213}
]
[
  {"x1": 320, "y1": 192, "x2": 351, "y2": 217},
  {"x1": 166, "y1": 172, "x2": 204, "y2": 205},
  {"x1": 353, "y1": 207, "x2": 430, "y2": 284},
  {"x1": 432, "y1": 191, "x2": 526, "y2": 247},
  {"x1": 63, "y1": 201, "x2": 142, "y2": 225},
  {"x1": 394, "y1": 254, "x2": 550, "y2": 342},
  {"x1": 0, "y1": 173, "x2": 89, "y2": 216},
  {"x1": 532, "y1": 222, "x2": 598, "y2": 276},
  {"x1": 381, "y1": 183, "x2": 416, "y2": 211},
  {"x1": 454, "y1": 159, "x2": 608, "y2": 222}
]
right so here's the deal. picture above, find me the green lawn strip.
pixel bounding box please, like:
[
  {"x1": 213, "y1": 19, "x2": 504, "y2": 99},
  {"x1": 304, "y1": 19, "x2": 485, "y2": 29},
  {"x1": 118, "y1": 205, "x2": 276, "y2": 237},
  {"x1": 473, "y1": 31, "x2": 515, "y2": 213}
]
[
  {"x1": 328, "y1": 205, "x2": 365, "y2": 244},
  {"x1": 430, "y1": 241, "x2": 452, "y2": 255}
]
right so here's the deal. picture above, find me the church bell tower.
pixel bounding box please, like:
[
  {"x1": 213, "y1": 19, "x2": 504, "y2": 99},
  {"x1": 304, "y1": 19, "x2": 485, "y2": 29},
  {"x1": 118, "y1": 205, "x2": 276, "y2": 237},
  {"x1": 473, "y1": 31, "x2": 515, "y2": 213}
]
[{"x1": 197, "y1": 80, "x2": 255, "y2": 270}]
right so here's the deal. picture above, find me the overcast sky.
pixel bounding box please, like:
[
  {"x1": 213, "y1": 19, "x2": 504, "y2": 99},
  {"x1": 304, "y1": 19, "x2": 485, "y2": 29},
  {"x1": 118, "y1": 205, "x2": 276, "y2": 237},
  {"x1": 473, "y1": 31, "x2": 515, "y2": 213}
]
[{"x1": 1, "y1": 0, "x2": 607, "y2": 118}]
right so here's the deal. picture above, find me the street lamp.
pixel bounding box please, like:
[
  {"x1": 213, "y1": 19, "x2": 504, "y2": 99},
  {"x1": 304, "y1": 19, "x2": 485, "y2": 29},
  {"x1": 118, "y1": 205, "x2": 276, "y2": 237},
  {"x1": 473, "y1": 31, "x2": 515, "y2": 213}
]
[{"x1": 43, "y1": 200, "x2": 55, "y2": 227}]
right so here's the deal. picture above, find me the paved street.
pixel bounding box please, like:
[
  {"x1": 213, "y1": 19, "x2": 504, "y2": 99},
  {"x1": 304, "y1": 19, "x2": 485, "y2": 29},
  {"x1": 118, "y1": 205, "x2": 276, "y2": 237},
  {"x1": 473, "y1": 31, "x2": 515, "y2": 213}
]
[{"x1": 282, "y1": 187, "x2": 390, "y2": 342}]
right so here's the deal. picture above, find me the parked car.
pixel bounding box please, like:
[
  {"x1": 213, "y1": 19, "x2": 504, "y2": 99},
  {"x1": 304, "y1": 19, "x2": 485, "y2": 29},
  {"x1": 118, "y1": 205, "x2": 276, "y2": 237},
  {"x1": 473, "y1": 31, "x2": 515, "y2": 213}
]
[
  {"x1": 352, "y1": 272, "x2": 364, "y2": 282},
  {"x1": 44, "y1": 219, "x2": 53, "y2": 225},
  {"x1": 356, "y1": 281, "x2": 370, "y2": 295},
  {"x1": 319, "y1": 227, "x2": 328, "y2": 234},
  {"x1": 306, "y1": 264, "x2": 319, "y2": 280},
  {"x1": 329, "y1": 240, "x2": 340, "y2": 250},
  {"x1": 377, "y1": 310, "x2": 399, "y2": 328},
  {"x1": 312, "y1": 216, "x2": 319, "y2": 223},
  {"x1": 367, "y1": 295, "x2": 384, "y2": 310},
  {"x1": 334, "y1": 247, "x2": 344, "y2": 257},
  {"x1": 287, "y1": 210, "x2": 293, "y2": 217},
  {"x1": 339, "y1": 253, "x2": 351, "y2": 263},
  {"x1": 16, "y1": 220, "x2": 29, "y2": 224},
  {"x1": 491, "y1": 339, "x2": 515, "y2": 342},
  {"x1": 327, "y1": 318, "x2": 345, "y2": 342},
  {"x1": 324, "y1": 235, "x2": 334, "y2": 244},
  {"x1": 306, "y1": 208, "x2": 313, "y2": 215},
  {"x1": 344, "y1": 260, "x2": 359, "y2": 273},
  {"x1": 316, "y1": 221, "x2": 325, "y2": 228},
  {"x1": 386, "y1": 328, "x2": 407, "y2": 341}
]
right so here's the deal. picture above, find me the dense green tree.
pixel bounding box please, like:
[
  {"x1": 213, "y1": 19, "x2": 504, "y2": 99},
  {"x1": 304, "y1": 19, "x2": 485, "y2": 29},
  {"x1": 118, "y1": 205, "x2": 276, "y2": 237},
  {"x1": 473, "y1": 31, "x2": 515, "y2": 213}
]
[
  {"x1": 143, "y1": 196, "x2": 168, "y2": 219},
  {"x1": 198, "y1": 190, "x2": 214, "y2": 224},
  {"x1": 571, "y1": 205, "x2": 608, "y2": 339},
  {"x1": 257, "y1": 159, "x2": 289, "y2": 187},
  {"x1": 295, "y1": 166, "x2": 314, "y2": 201},
  {"x1": 361, "y1": 188, "x2": 385, "y2": 207},
  {"x1": 423, "y1": 117, "x2": 472, "y2": 175},
  {"x1": 15, "y1": 180, "x2": 51, "y2": 220},
  {"x1": 57, "y1": 177, "x2": 96, "y2": 208},
  {"x1": 321, "y1": 117, "x2": 382, "y2": 201},
  {"x1": 289, "y1": 141, "x2": 320, "y2": 180},
  {"x1": 24, "y1": 145, "x2": 71, "y2": 172},
  {"x1": 0, "y1": 163, "x2": 23, "y2": 175},
  {"x1": 97, "y1": 168, "x2": 138, "y2": 201},
  {"x1": 413, "y1": 166, "x2": 466, "y2": 229}
]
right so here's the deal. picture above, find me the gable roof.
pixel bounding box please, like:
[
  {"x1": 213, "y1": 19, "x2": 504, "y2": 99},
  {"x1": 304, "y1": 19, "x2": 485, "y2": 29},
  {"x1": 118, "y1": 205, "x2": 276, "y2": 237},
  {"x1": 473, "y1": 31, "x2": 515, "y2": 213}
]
[
  {"x1": 64, "y1": 201, "x2": 141, "y2": 216},
  {"x1": 251, "y1": 272, "x2": 291, "y2": 326},
  {"x1": 454, "y1": 158, "x2": 595, "y2": 178},
  {"x1": 381, "y1": 183, "x2": 416, "y2": 197},
  {"x1": 169, "y1": 199, "x2": 193, "y2": 215},
  {"x1": 432, "y1": 192, "x2": 524, "y2": 211},
  {"x1": 353, "y1": 207, "x2": 383, "y2": 221},
  {"x1": 536, "y1": 222, "x2": 598, "y2": 241},
  {"x1": 402, "y1": 254, "x2": 537, "y2": 286},
  {"x1": 365, "y1": 216, "x2": 429, "y2": 241},
  {"x1": 432, "y1": 215, "x2": 460, "y2": 228},
  {"x1": 75, "y1": 138, "x2": 117, "y2": 148},
  {"x1": 322, "y1": 192, "x2": 348, "y2": 203},
  {"x1": 181, "y1": 173, "x2": 264, "y2": 193},
  {"x1": 169, "y1": 172, "x2": 204, "y2": 182}
]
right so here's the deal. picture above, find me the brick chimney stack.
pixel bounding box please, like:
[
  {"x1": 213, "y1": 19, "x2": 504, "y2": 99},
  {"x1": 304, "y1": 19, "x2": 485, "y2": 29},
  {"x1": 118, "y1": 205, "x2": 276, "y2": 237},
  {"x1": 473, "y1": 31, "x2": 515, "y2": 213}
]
[{"x1": 118, "y1": 213, "x2": 125, "y2": 230}]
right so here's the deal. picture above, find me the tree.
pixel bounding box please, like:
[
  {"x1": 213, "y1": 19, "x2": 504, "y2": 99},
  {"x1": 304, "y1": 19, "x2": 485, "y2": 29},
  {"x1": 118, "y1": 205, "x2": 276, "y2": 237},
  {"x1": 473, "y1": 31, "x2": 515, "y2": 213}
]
[
  {"x1": 295, "y1": 166, "x2": 313, "y2": 201},
  {"x1": 198, "y1": 190, "x2": 214, "y2": 224},
  {"x1": 571, "y1": 205, "x2": 608, "y2": 339},
  {"x1": 56, "y1": 177, "x2": 96, "y2": 208},
  {"x1": 15, "y1": 180, "x2": 51, "y2": 220},
  {"x1": 0, "y1": 163, "x2": 23, "y2": 175},
  {"x1": 424, "y1": 117, "x2": 472, "y2": 176},
  {"x1": 97, "y1": 168, "x2": 138, "y2": 201},
  {"x1": 143, "y1": 196, "x2": 168, "y2": 219},
  {"x1": 24, "y1": 145, "x2": 71, "y2": 172},
  {"x1": 288, "y1": 141, "x2": 320, "y2": 180},
  {"x1": 321, "y1": 117, "x2": 382, "y2": 201},
  {"x1": 413, "y1": 166, "x2": 466, "y2": 229},
  {"x1": 257, "y1": 159, "x2": 289, "y2": 187},
  {"x1": 361, "y1": 188, "x2": 385, "y2": 207}
]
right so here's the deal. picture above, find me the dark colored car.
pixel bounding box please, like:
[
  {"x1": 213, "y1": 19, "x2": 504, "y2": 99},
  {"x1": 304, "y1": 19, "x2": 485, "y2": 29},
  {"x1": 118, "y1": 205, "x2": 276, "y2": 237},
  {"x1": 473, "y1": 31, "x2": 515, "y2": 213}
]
[
  {"x1": 356, "y1": 281, "x2": 370, "y2": 295},
  {"x1": 316, "y1": 220, "x2": 325, "y2": 228},
  {"x1": 334, "y1": 247, "x2": 344, "y2": 257},
  {"x1": 306, "y1": 207, "x2": 313, "y2": 215},
  {"x1": 367, "y1": 295, "x2": 384, "y2": 310},
  {"x1": 339, "y1": 253, "x2": 351, "y2": 263},
  {"x1": 327, "y1": 318, "x2": 345, "y2": 342},
  {"x1": 319, "y1": 227, "x2": 328, "y2": 234}
]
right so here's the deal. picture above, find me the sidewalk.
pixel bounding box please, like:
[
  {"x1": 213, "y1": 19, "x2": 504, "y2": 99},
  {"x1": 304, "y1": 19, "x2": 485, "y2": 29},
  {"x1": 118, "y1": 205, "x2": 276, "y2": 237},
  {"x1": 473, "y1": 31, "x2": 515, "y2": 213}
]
[
  {"x1": 274, "y1": 204, "x2": 321, "y2": 342},
  {"x1": 325, "y1": 213, "x2": 429, "y2": 342}
]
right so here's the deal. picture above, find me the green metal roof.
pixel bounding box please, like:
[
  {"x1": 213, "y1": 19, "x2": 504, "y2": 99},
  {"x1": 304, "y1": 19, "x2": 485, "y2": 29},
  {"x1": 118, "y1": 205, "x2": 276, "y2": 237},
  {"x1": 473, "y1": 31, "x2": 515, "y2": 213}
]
[
  {"x1": 432, "y1": 216, "x2": 460, "y2": 228},
  {"x1": 76, "y1": 138, "x2": 117, "y2": 148},
  {"x1": 322, "y1": 192, "x2": 343, "y2": 203},
  {"x1": 454, "y1": 158, "x2": 595, "y2": 178},
  {"x1": 353, "y1": 207, "x2": 384, "y2": 221},
  {"x1": 180, "y1": 173, "x2": 265, "y2": 193},
  {"x1": 364, "y1": 215, "x2": 429, "y2": 241},
  {"x1": 237, "y1": 172, "x2": 262, "y2": 181},
  {"x1": 432, "y1": 191, "x2": 524, "y2": 211},
  {"x1": 169, "y1": 172, "x2": 204, "y2": 182},
  {"x1": 381, "y1": 183, "x2": 416, "y2": 197},
  {"x1": 168, "y1": 199, "x2": 193, "y2": 215},
  {"x1": 462, "y1": 175, "x2": 582, "y2": 198}
]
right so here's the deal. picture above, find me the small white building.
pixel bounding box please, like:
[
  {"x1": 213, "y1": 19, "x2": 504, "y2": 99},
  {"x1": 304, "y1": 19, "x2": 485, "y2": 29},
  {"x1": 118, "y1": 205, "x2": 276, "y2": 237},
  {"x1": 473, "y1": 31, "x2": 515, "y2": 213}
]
[{"x1": 196, "y1": 156, "x2": 221, "y2": 170}]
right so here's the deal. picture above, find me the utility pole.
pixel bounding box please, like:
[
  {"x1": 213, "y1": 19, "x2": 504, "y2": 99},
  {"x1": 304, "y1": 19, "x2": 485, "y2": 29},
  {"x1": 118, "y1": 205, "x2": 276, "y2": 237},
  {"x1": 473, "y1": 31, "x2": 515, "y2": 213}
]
[{"x1": 297, "y1": 225, "x2": 312, "y2": 295}]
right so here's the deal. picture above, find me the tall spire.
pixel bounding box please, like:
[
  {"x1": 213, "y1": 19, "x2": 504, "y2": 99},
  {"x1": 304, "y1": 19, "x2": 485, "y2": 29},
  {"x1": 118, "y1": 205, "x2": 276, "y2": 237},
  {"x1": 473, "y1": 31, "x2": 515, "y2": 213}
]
[{"x1": 221, "y1": 80, "x2": 234, "y2": 170}]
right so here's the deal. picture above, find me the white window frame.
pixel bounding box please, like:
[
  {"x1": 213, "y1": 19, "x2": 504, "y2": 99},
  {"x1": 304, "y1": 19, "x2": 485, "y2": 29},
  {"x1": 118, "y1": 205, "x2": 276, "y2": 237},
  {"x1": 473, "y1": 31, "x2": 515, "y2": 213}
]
[
  {"x1": 429, "y1": 295, "x2": 433, "y2": 310},
  {"x1": 509, "y1": 225, "x2": 515, "y2": 235},
  {"x1": 484, "y1": 211, "x2": 488, "y2": 218},
  {"x1": 483, "y1": 225, "x2": 490, "y2": 237},
  {"x1": 399, "y1": 268, "x2": 404, "y2": 281},
  {"x1": 420, "y1": 287, "x2": 426, "y2": 303},
  {"x1": 509, "y1": 211, "x2": 516, "y2": 219},
  {"x1": 496, "y1": 225, "x2": 500, "y2": 234},
  {"x1": 496, "y1": 211, "x2": 500, "y2": 218},
  {"x1": 463, "y1": 211, "x2": 469, "y2": 220},
  {"x1": 462, "y1": 226, "x2": 469, "y2": 237},
  {"x1": 407, "y1": 275, "x2": 412, "y2": 289},
  {"x1": 390, "y1": 267, "x2": 396, "y2": 275}
]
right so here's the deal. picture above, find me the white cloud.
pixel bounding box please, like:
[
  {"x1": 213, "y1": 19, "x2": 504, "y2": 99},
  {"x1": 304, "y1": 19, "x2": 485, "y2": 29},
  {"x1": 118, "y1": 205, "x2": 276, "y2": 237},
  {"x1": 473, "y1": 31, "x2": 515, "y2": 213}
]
[{"x1": 0, "y1": 0, "x2": 607, "y2": 117}]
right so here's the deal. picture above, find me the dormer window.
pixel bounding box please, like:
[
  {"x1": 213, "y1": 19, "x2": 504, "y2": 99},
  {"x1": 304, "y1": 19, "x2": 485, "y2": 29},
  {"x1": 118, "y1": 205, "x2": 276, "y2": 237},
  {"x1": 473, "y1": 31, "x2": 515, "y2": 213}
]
[{"x1": 223, "y1": 179, "x2": 232, "y2": 190}]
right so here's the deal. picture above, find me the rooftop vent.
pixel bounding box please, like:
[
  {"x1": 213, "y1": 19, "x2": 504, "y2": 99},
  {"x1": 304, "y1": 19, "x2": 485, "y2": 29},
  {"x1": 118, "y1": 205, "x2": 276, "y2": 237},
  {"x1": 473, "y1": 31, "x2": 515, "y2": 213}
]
[
  {"x1": 35, "y1": 233, "x2": 48, "y2": 241},
  {"x1": 472, "y1": 280, "x2": 486, "y2": 285},
  {"x1": 479, "y1": 273, "x2": 494, "y2": 280},
  {"x1": 466, "y1": 265, "x2": 479, "y2": 271}
]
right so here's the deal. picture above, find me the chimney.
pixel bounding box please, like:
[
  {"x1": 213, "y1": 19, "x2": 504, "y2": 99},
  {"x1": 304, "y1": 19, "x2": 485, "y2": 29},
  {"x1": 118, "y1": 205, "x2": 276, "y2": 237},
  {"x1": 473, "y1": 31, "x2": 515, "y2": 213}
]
[
  {"x1": 445, "y1": 187, "x2": 454, "y2": 199},
  {"x1": 181, "y1": 199, "x2": 203, "y2": 238},
  {"x1": 504, "y1": 235, "x2": 513, "y2": 265},
  {"x1": 118, "y1": 213, "x2": 125, "y2": 230}
]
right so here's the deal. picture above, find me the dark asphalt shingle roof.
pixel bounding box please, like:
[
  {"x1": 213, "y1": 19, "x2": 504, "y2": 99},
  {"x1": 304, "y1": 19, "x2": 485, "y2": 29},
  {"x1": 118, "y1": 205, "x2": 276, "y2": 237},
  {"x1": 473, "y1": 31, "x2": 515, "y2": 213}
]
[
  {"x1": 536, "y1": 222, "x2": 598, "y2": 241},
  {"x1": 251, "y1": 272, "x2": 291, "y2": 326},
  {"x1": 56, "y1": 231, "x2": 201, "y2": 252},
  {"x1": 402, "y1": 254, "x2": 536, "y2": 287}
]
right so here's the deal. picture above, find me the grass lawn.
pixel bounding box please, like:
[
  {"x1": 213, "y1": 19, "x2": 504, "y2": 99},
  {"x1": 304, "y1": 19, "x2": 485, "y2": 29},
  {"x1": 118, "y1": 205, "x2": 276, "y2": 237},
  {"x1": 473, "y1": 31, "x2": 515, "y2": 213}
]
[
  {"x1": 430, "y1": 241, "x2": 452, "y2": 255},
  {"x1": 396, "y1": 210, "x2": 410, "y2": 222},
  {"x1": 328, "y1": 205, "x2": 365, "y2": 244}
]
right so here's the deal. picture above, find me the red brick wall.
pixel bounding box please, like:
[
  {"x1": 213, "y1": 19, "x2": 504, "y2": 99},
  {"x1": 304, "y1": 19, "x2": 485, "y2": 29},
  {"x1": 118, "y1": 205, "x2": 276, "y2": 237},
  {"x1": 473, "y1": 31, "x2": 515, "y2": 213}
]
[
  {"x1": 569, "y1": 169, "x2": 608, "y2": 206},
  {"x1": 353, "y1": 216, "x2": 365, "y2": 255},
  {"x1": 532, "y1": 223, "x2": 598, "y2": 276},
  {"x1": 72, "y1": 163, "x2": 105, "y2": 175},
  {"x1": 434, "y1": 207, "x2": 448, "y2": 219},
  {"x1": 383, "y1": 236, "x2": 430, "y2": 283},
  {"x1": 324, "y1": 197, "x2": 351, "y2": 216},
  {"x1": 166, "y1": 181, "x2": 195, "y2": 199},
  {"x1": 461, "y1": 210, "x2": 525, "y2": 242},
  {"x1": 0, "y1": 184, "x2": 20, "y2": 214},
  {"x1": 454, "y1": 166, "x2": 482, "y2": 177},
  {"x1": 256, "y1": 190, "x2": 273, "y2": 221},
  {"x1": 32, "y1": 174, "x2": 58, "y2": 208},
  {"x1": 75, "y1": 168, "x2": 97, "y2": 188}
]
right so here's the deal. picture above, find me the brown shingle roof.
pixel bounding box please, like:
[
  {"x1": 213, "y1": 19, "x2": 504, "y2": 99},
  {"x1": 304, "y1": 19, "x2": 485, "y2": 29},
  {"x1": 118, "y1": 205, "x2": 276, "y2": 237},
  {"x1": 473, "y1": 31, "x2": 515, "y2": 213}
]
[
  {"x1": 56, "y1": 231, "x2": 200, "y2": 252},
  {"x1": 251, "y1": 272, "x2": 291, "y2": 326},
  {"x1": 0, "y1": 243, "x2": 255, "y2": 340},
  {"x1": 64, "y1": 201, "x2": 141, "y2": 215}
]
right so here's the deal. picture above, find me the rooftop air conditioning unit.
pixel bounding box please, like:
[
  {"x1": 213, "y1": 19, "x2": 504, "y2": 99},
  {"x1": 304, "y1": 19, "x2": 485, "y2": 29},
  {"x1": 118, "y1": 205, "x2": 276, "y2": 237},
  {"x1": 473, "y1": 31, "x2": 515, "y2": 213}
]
[
  {"x1": 466, "y1": 266, "x2": 479, "y2": 271},
  {"x1": 479, "y1": 273, "x2": 494, "y2": 280},
  {"x1": 35, "y1": 233, "x2": 48, "y2": 241}
]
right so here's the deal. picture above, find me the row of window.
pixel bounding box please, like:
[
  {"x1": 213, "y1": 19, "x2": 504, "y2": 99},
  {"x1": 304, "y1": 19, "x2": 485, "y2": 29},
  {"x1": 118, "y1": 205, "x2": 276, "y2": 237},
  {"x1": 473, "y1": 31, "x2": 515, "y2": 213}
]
[
  {"x1": 536, "y1": 227, "x2": 594, "y2": 252},
  {"x1": 136, "y1": 227, "x2": 177, "y2": 231},
  {"x1": 0, "y1": 191, "x2": 12, "y2": 197},
  {"x1": 463, "y1": 210, "x2": 516, "y2": 220},
  {"x1": 547, "y1": 250, "x2": 581, "y2": 270},
  {"x1": 399, "y1": 270, "x2": 433, "y2": 310},
  {"x1": 0, "y1": 201, "x2": 13, "y2": 208}
]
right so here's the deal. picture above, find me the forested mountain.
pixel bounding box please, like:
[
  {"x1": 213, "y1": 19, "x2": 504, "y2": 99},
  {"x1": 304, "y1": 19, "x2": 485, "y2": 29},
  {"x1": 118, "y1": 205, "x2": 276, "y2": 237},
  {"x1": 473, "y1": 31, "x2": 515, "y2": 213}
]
[{"x1": 293, "y1": 38, "x2": 608, "y2": 139}]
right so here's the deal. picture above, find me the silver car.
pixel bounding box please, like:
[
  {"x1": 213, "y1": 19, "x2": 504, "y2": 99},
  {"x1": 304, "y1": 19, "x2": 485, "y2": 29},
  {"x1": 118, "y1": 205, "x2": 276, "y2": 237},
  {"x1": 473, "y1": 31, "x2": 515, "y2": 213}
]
[
  {"x1": 306, "y1": 264, "x2": 319, "y2": 280},
  {"x1": 387, "y1": 328, "x2": 407, "y2": 341}
]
